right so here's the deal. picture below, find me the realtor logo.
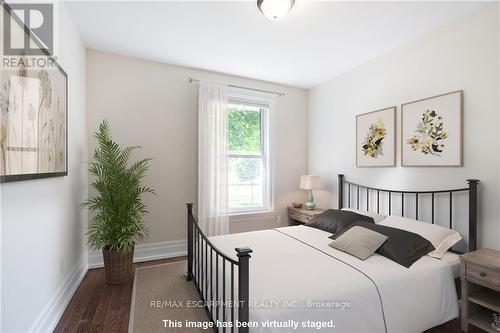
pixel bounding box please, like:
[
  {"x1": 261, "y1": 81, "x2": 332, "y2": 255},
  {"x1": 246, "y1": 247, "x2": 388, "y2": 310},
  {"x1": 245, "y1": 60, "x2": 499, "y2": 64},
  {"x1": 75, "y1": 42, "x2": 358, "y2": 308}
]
[{"x1": 3, "y1": 3, "x2": 53, "y2": 55}]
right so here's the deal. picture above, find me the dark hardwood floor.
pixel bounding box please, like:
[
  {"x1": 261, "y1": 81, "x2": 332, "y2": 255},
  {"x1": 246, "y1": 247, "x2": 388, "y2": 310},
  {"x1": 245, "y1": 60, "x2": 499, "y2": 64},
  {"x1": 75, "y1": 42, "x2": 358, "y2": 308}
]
[
  {"x1": 54, "y1": 256, "x2": 186, "y2": 333},
  {"x1": 426, "y1": 319, "x2": 483, "y2": 333},
  {"x1": 55, "y1": 256, "x2": 478, "y2": 333}
]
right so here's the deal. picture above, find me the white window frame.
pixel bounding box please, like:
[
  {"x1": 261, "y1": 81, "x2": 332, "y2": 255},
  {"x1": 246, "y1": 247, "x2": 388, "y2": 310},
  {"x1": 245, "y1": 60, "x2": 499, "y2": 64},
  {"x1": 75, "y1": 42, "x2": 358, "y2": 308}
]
[{"x1": 227, "y1": 89, "x2": 275, "y2": 216}]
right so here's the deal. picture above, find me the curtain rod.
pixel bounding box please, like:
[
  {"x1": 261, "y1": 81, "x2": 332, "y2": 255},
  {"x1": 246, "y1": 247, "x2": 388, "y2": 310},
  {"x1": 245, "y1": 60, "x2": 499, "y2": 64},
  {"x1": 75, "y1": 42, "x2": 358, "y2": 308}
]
[{"x1": 188, "y1": 77, "x2": 285, "y2": 97}]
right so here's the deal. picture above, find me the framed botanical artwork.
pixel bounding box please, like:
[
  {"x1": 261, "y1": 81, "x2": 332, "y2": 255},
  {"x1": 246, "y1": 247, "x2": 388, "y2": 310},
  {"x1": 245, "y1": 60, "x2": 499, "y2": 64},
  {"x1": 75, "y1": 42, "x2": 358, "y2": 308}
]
[
  {"x1": 0, "y1": 3, "x2": 68, "y2": 182},
  {"x1": 356, "y1": 107, "x2": 396, "y2": 167},
  {"x1": 401, "y1": 90, "x2": 463, "y2": 167}
]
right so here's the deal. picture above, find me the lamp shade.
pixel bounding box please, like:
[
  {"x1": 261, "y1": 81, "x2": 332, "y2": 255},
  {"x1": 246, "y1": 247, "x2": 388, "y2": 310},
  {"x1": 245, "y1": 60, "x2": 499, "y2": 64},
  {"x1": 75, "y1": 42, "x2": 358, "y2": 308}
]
[{"x1": 300, "y1": 175, "x2": 322, "y2": 190}]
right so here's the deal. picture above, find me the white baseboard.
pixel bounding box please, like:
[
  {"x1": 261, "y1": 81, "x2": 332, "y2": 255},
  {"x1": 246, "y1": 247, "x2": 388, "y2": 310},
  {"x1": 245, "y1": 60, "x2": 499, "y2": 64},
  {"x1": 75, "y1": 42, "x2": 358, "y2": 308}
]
[
  {"x1": 87, "y1": 239, "x2": 187, "y2": 269},
  {"x1": 28, "y1": 255, "x2": 88, "y2": 333},
  {"x1": 26, "y1": 239, "x2": 186, "y2": 332}
]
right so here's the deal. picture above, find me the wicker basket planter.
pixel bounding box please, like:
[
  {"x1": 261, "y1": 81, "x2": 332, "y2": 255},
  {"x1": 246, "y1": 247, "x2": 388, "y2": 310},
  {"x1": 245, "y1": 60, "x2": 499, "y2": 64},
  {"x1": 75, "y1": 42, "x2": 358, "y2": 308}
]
[{"x1": 102, "y1": 247, "x2": 135, "y2": 284}]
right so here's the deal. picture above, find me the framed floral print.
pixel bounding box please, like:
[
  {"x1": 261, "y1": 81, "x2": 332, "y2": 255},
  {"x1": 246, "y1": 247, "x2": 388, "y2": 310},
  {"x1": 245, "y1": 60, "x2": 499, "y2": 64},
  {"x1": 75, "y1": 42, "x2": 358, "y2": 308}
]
[
  {"x1": 0, "y1": 3, "x2": 68, "y2": 182},
  {"x1": 356, "y1": 107, "x2": 396, "y2": 167},
  {"x1": 401, "y1": 90, "x2": 463, "y2": 167}
]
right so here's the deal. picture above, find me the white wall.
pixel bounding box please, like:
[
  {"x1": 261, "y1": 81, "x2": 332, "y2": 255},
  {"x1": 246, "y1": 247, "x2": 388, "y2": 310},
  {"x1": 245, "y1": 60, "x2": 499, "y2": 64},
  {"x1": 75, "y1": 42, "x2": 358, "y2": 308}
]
[
  {"x1": 308, "y1": 5, "x2": 499, "y2": 250},
  {"x1": 0, "y1": 4, "x2": 87, "y2": 332},
  {"x1": 86, "y1": 50, "x2": 308, "y2": 247}
]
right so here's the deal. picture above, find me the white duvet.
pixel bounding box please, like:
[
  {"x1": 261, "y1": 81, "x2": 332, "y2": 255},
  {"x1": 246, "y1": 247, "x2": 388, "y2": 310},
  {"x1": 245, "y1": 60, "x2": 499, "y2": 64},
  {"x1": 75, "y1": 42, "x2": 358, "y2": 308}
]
[{"x1": 199, "y1": 225, "x2": 458, "y2": 333}]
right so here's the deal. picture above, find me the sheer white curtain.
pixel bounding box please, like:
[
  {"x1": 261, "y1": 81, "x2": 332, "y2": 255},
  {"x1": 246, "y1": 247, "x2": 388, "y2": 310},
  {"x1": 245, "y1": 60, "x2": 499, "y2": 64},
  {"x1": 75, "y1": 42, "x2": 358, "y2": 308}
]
[{"x1": 198, "y1": 82, "x2": 229, "y2": 236}]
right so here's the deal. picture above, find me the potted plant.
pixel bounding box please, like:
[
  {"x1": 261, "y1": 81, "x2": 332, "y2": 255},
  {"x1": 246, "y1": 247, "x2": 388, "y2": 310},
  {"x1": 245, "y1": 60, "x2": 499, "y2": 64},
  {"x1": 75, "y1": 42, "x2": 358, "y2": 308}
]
[{"x1": 83, "y1": 120, "x2": 154, "y2": 284}]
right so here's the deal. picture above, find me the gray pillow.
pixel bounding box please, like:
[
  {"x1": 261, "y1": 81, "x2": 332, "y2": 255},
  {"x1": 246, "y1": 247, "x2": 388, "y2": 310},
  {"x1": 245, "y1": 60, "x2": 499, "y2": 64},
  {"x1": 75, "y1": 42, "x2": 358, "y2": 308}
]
[
  {"x1": 306, "y1": 209, "x2": 375, "y2": 239},
  {"x1": 329, "y1": 226, "x2": 388, "y2": 260}
]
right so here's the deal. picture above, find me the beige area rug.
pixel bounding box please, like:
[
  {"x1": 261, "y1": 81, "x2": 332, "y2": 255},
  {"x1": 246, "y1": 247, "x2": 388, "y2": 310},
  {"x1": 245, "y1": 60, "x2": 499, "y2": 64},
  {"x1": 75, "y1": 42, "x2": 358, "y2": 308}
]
[{"x1": 129, "y1": 261, "x2": 211, "y2": 333}]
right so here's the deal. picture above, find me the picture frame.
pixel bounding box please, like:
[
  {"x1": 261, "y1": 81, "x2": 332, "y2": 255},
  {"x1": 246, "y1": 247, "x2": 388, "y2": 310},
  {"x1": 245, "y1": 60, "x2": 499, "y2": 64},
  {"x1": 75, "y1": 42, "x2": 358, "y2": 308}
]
[
  {"x1": 356, "y1": 106, "x2": 396, "y2": 167},
  {"x1": 401, "y1": 90, "x2": 463, "y2": 167},
  {"x1": 0, "y1": 3, "x2": 68, "y2": 183}
]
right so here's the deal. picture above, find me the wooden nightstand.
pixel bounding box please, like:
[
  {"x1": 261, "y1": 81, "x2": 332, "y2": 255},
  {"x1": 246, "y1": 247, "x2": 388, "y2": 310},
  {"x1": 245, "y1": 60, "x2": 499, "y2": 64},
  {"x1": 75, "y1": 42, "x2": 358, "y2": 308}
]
[
  {"x1": 460, "y1": 249, "x2": 500, "y2": 333},
  {"x1": 287, "y1": 206, "x2": 326, "y2": 225}
]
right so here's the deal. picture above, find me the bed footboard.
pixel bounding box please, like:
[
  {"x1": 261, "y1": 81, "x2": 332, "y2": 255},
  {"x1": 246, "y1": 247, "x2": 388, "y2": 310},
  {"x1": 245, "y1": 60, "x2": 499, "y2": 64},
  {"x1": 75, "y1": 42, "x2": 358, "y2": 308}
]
[{"x1": 186, "y1": 203, "x2": 252, "y2": 333}]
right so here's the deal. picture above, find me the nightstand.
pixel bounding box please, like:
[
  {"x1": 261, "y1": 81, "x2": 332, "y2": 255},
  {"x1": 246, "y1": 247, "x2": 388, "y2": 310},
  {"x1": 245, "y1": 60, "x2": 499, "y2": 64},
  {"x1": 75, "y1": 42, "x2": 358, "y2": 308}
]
[
  {"x1": 460, "y1": 249, "x2": 500, "y2": 333},
  {"x1": 287, "y1": 206, "x2": 326, "y2": 226}
]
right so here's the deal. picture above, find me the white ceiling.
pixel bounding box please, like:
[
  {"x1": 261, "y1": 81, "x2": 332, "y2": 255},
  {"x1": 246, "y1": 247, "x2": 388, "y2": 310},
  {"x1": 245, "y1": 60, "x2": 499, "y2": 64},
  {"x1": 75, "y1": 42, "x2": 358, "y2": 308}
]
[{"x1": 66, "y1": 1, "x2": 486, "y2": 88}]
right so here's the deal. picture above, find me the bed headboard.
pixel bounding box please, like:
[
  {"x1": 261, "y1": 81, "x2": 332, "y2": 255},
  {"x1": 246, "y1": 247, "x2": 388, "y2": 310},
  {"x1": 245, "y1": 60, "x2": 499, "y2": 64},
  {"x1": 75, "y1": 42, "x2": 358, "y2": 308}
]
[{"x1": 337, "y1": 174, "x2": 479, "y2": 253}]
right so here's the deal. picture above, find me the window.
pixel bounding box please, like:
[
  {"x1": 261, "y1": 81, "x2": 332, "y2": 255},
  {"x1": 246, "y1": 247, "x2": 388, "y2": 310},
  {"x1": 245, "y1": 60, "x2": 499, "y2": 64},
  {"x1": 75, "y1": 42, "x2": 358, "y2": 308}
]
[{"x1": 227, "y1": 97, "x2": 272, "y2": 214}]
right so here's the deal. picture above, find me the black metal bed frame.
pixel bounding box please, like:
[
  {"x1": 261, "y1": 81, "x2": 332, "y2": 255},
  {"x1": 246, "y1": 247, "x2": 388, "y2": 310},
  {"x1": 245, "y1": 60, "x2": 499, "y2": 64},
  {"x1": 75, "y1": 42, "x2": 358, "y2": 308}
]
[
  {"x1": 186, "y1": 203, "x2": 252, "y2": 333},
  {"x1": 186, "y1": 174, "x2": 479, "y2": 331},
  {"x1": 337, "y1": 174, "x2": 479, "y2": 252}
]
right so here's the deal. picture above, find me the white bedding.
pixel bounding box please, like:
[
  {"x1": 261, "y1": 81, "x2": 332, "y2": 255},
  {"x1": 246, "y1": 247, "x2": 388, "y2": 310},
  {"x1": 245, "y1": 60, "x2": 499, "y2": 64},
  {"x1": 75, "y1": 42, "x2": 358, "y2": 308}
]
[
  {"x1": 440, "y1": 252, "x2": 460, "y2": 278},
  {"x1": 202, "y1": 225, "x2": 459, "y2": 333}
]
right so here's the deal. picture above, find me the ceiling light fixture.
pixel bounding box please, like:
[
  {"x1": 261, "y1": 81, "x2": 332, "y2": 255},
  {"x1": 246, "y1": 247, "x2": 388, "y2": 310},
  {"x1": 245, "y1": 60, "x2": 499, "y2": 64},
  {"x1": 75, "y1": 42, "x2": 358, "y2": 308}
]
[{"x1": 257, "y1": 0, "x2": 295, "y2": 21}]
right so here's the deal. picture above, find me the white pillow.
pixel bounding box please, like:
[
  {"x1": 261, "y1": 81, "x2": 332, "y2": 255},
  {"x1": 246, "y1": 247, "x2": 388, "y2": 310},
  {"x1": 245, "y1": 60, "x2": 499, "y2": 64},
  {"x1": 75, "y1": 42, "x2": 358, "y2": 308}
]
[
  {"x1": 379, "y1": 215, "x2": 462, "y2": 259},
  {"x1": 341, "y1": 208, "x2": 386, "y2": 223}
]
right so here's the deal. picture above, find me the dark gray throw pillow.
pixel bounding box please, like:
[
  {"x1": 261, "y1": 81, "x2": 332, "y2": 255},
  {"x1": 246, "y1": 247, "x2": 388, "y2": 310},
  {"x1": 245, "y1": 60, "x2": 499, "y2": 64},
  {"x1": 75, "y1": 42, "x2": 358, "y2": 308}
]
[
  {"x1": 330, "y1": 221, "x2": 435, "y2": 268},
  {"x1": 329, "y1": 226, "x2": 388, "y2": 260},
  {"x1": 305, "y1": 209, "x2": 375, "y2": 238}
]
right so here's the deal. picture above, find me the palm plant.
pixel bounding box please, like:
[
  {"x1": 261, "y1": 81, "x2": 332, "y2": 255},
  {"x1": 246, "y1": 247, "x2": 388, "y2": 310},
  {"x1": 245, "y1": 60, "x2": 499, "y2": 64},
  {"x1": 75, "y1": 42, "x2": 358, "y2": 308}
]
[{"x1": 83, "y1": 120, "x2": 154, "y2": 253}]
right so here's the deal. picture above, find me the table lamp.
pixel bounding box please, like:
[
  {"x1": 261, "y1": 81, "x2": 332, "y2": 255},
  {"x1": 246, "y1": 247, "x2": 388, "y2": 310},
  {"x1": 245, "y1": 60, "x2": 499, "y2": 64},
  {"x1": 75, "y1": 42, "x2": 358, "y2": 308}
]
[{"x1": 300, "y1": 175, "x2": 322, "y2": 210}]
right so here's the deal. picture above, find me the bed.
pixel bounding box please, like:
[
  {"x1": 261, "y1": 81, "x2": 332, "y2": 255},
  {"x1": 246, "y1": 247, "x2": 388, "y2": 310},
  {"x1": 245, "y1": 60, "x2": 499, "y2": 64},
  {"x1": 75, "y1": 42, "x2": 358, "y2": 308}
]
[{"x1": 185, "y1": 174, "x2": 479, "y2": 333}]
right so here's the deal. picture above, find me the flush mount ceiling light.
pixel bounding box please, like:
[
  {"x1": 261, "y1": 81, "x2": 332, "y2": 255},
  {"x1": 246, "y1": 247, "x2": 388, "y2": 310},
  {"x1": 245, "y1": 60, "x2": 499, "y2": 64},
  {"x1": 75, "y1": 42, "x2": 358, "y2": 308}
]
[{"x1": 257, "y1": 0, "x2": 295, "y2": 21}]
